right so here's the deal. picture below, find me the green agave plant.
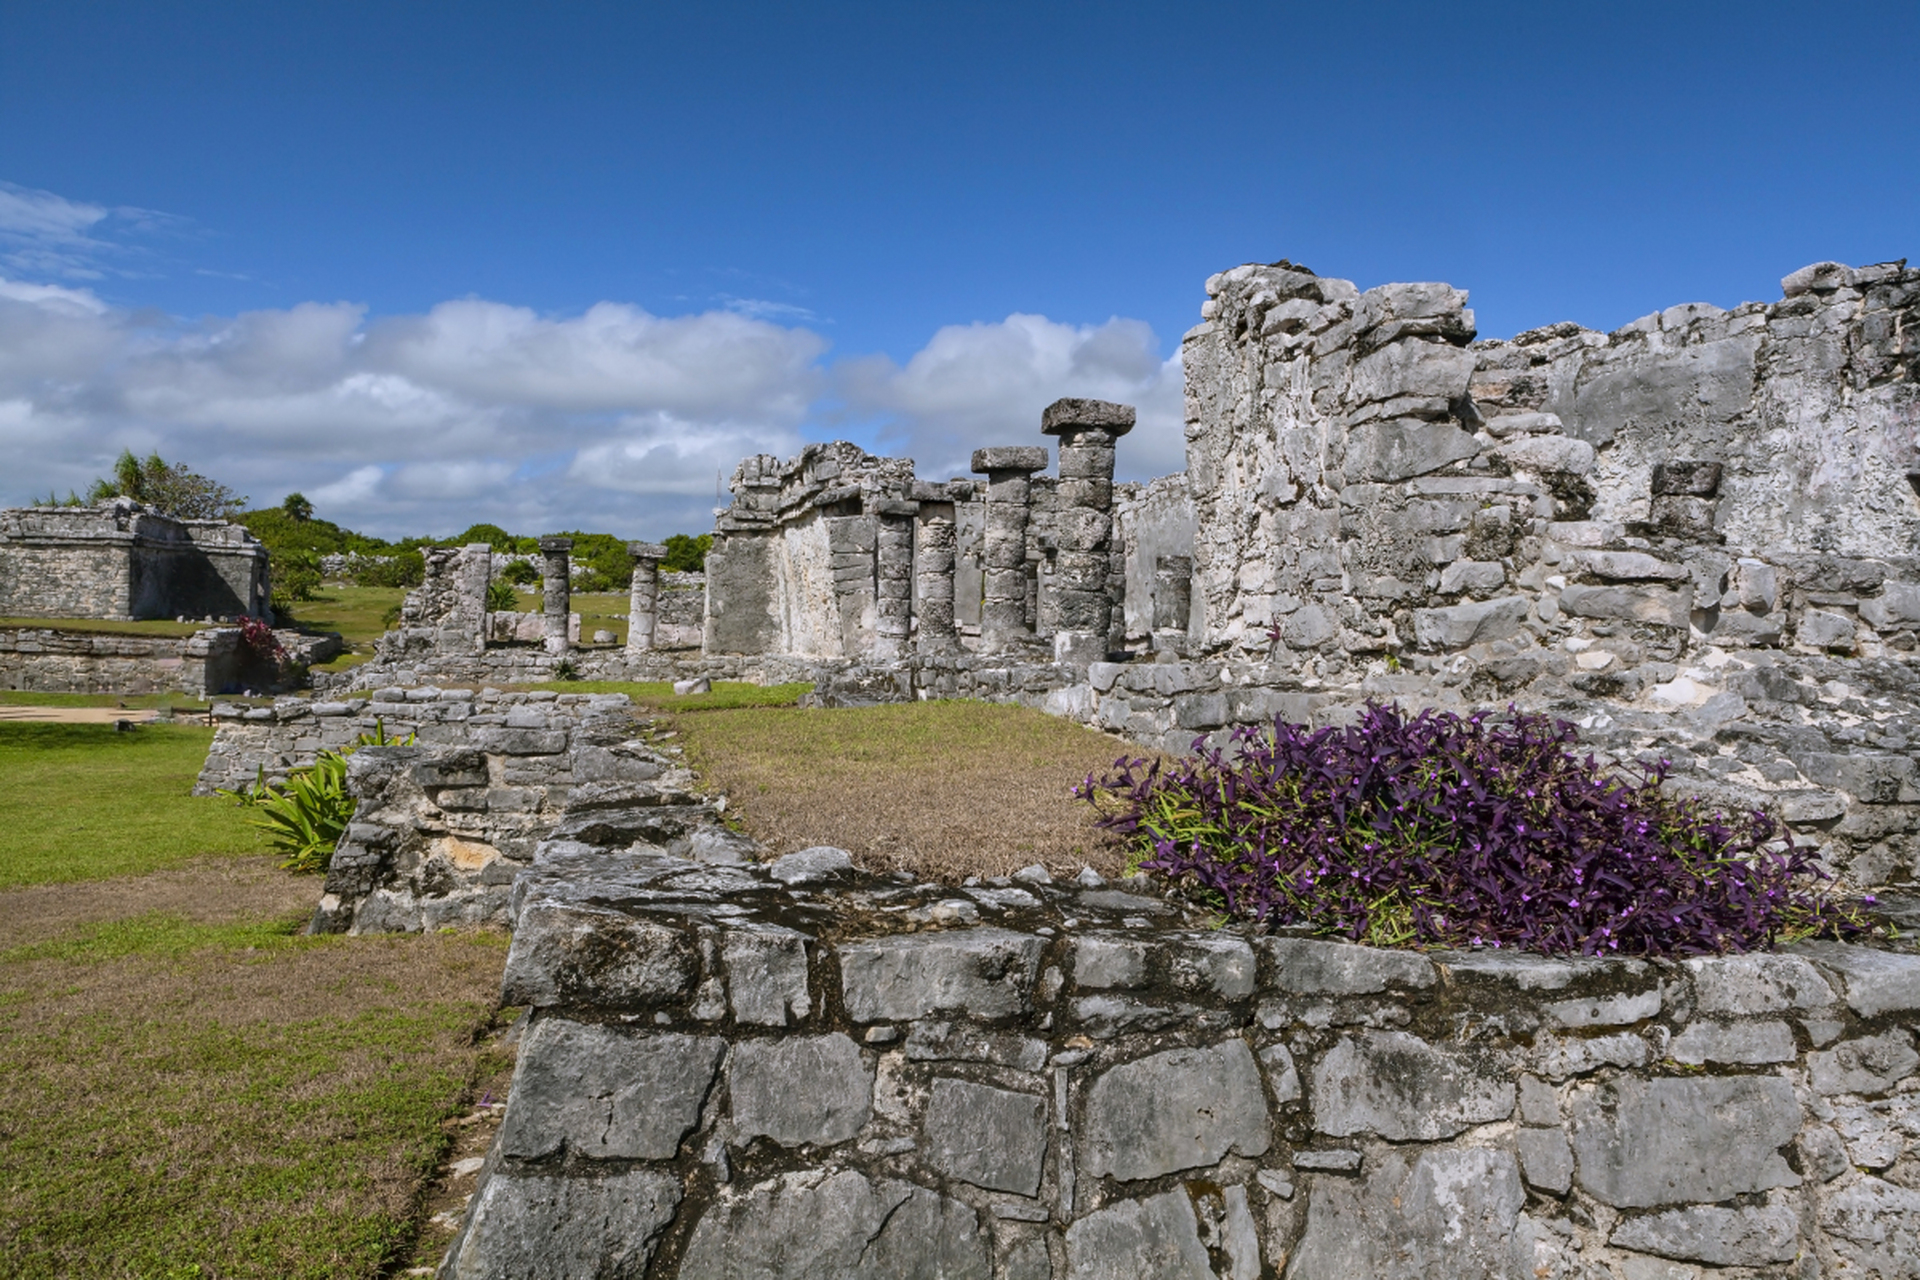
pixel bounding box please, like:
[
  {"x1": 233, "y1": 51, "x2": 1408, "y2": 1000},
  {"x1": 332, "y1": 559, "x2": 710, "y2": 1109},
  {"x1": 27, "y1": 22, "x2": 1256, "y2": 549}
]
[{"x1": 223, "y1": 722, "x2": 413, "y2": 874}]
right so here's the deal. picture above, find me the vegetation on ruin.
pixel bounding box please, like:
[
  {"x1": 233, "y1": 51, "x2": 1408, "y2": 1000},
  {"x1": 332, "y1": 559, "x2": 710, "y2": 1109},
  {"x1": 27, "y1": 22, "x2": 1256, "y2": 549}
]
[
  {"x1": 668, "y1": 699, "x2": 1133, "y2": 878},
  {"x1": 1081, "y1": 703, "x2": 1868, "y2": 956},
  {"x1": 58, "y1": 448, "x2": 251, "y2": 521},
  {"x1": 224, "y1": 724, "x2": 416, "y2": 873},
  {"x1": 0, "y1": 723, "x2": 268, "y2": 888}
]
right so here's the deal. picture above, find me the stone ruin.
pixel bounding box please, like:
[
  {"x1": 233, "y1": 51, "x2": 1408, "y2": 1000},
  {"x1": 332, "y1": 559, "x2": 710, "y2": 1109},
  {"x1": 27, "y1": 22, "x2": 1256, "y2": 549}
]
[
  {"x1": 0, "y1": 496, "x2": 270, "y2": 621},
  {"x1": 181, "y1": 253, "x2": 1920, "y2": 1276}
]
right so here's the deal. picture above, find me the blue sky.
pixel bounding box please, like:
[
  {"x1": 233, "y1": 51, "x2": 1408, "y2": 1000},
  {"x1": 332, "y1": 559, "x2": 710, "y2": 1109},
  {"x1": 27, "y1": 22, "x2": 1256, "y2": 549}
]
[{"x1": 2, "y1": 0, "x2": 1915, "y2": 539}]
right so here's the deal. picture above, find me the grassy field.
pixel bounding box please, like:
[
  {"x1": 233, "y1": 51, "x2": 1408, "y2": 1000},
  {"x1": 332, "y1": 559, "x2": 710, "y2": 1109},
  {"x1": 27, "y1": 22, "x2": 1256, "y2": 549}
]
[
  {"x1": 0, "y1": 615, "x2": 206, "y2": 638},
  {"x1": 0, "y1": 720, "x2": 513, "y2": 1278},
  {"x1": 279, "y1": 586, "x2": 407, "y2": 673},
  {"x1": 0, "y1": 724, "x2": 267, "y2": 888},
  {"x1": 669, "y1": 699, "x2": 1137, "y2": 879},
  {"x1": 0, "y1": 690, "x2": 209, "y2": 711}
]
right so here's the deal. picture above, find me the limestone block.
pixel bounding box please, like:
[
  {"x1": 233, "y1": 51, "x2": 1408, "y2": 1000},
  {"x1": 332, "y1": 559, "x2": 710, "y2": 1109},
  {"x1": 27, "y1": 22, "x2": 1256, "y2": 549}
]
[
  {"x1": 678, "y1": 1169, "x2": 990, "y2": 1280},
  {"x1": 838, "y1": 928, "x2": 1044, "y2": 1021},
  {"x1": 1794, "y1": 941, "x2": 1920, "y2": 1015},
  {"x1": 1411, "y1": 595, "x2": 1531, "y2": 649},
  {"x1": 768, "y1": 845, "x2": 853, "y2": 885},
  {"x1": 1072, "y1": 934, "x2": 1147, "y2": 989},
  {"x1": 1544, "y1": 985, "x2": 1662, "y2": 1027},
  {"x1": 1437, "y1": 559, "x2": 1505, "y2": 594},
  {"x1": 723, "y1": 927, "x2": 811, "y2": 1026},
  {"x1": 501, "y1": 904, "x2": 695, "y2": 1008},
  {"x1": 1259, "y1": 936, "x2": 1437, "y2": 994},
  {"x1": 1493, "y1": 434, "x2": 1595, "y2": 475},
  {"x1": 496, "y1": 1021, "x2": 723, "y2": 1161},
  {"x1": 1081, "y1": 1039, "x2": 1270, "y2": 1180},
  {"x1": 1807, "y1": 1031, "x2": 1918, "y2": 1096},
  {"x1": 1685, "y1": 953, "x2": 1838, "y2": 1015},
  {"x1": 729, "y1": 1033, "x2": 871, "y2": 1147},
  {"x1": 1559, "y1": 583, "x2": 1692, "y2": 629},
  {"x1": 1311, "y1": 1030, "x2": 1514, "y2": 1140},
  {"x1": 903, "y1": 1021, "x2": 1046, "y2": 1071},
  {"x1": 1063, "y1": 1190, "x2": 1211, "y2": 1280},
  {"x1": 1344, "y1": 419, "x2": 1481, "y2": 483},
  {"x1": 1348, "y1": 339, "x2": 1478, "y2": 406},
  {"x1": 1861, "y1": 579, "x2": 1920, "y2": 627},
  {"x1": 446, "y1": 1167, "x2": 682, "y2": 1280},
  {"x1": 1287, "y1": 1147, "x2": 1526, "y2": 1280},
  {"x1": 1798, "y1": 608, "x2": 1858, "y2": 650},
  {"x1": 1668, "y1": 1020, "x2": 1796, "y2": 1065},
  {"x1": 1567, "y1": 1076, "x2": 1800, "y2": 1207},
  {"x1": 1830, "y1": 1098, "x2": 1919, "y2": 1168},
  {"x1": 1817, "y1": 1176, "x2": 1920, "y2": 1280},
  {"x1": 1792, "y1": 753, "x2": 1916, "y2": 804},
  {"x1": 1609, "y1": 1202, "x2": 1801, "y2": 1266},
  {"x1": 1167, "y1": 933, "x2": 1256, "y2": 999},
  {"x1": 1516, "y1": 1126, "x2": 1573, "y2": 1194},
  {"x1": 1576, "y1": 550, "x2": 1690, "y2": 581},
  {"x1": 921, "y1": 1077, "x2": 1048, "y2": 1195}
]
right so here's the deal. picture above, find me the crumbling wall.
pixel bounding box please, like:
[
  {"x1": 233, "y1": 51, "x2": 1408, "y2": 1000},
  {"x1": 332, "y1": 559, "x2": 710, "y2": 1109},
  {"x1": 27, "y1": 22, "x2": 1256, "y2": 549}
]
[
  {"x1": 0, "y1": 625, "x2": 243, "y2": 696},
  {"x1": 1183, "y1": 258, "x2": 1920, "y2": 663},
  {"x1": 0, "y1": 499, "x2": 270, "y2": 621},
  {"x1": 441, "y1": 827, "x2": 1920, "y2": 1279}
]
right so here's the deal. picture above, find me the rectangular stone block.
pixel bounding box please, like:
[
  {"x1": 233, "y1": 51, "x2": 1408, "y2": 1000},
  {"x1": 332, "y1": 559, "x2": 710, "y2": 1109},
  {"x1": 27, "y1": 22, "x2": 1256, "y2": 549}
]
[
  {"x1": 1568, "y1": 1076, "x2": 1800, "y2": 1207},
  {"x1": 838, "y1": 928, "x2": 1044, "y2": 1022},
  {"x1": 496, "y1": 1019, "x2": 722, "y2": 1161}
]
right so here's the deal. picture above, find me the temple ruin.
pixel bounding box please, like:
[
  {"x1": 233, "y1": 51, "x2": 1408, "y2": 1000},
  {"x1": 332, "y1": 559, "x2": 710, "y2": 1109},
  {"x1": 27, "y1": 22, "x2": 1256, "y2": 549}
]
[{"x1": 0, "y1": 497, "x2": 271, "y2": 621}]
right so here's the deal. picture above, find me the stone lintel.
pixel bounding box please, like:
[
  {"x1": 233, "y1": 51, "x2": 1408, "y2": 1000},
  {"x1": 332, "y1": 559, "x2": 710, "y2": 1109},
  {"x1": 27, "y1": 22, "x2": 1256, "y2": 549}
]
[
  {"x1": 1041, "y1": 397, "x2": 1136, "y2": 436},
  {"x1": 971, "y1": 446, "x2": 1050, "y2": 475},
  {"x1": 627, "y1": 541, "x2": 669, "y2": 561},
  {"x1": 873, "y1": 499, "x2": 919, "y2": 519},
  {"x1": 538, "y1": 536, "x2": 574, "y2": 553}
]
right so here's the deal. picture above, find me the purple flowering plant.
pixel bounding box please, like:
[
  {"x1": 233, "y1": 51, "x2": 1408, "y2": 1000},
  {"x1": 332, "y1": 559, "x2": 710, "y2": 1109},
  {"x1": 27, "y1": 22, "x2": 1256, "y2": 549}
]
[{"x1": 1077, "y1": 702, "x2": 1866, "y2": 956}]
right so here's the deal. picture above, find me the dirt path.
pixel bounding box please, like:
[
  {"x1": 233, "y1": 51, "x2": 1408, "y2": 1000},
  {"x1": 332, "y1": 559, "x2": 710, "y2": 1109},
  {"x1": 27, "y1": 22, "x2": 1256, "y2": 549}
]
[{"x1": 0, "y1": 705, "x2": 176, "y2": 724}]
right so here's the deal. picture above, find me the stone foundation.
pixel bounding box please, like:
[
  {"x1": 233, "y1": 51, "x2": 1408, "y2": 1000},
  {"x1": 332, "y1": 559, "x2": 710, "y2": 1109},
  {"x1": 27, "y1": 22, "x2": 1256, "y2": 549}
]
[
  {"x1": 0, "y1": 624, "x2": 334, "y2": 697},
  {"x1": 440, "y1": 816, "x2": 1920, "y2": 1279}
]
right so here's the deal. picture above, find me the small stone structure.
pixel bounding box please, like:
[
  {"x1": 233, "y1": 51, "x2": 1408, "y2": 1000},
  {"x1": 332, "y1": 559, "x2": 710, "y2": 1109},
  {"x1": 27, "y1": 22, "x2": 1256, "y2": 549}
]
[
  {"x1": 0, "y1": 498, "x2": 270, "y2": 621},
  {"x1": 438, "y1": 814, "x2": 1920, "y2": 1279}
]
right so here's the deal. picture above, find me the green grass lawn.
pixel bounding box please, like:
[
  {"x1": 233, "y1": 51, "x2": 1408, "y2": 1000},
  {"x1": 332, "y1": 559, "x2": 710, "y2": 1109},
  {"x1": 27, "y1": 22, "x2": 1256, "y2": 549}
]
[
  {"x1": 0, "y1": 690, "x2": 210, "y2": 711},
  {"x1": 504, "y1": 588, "x2": 631, "y2": 646},
  {"x1": 0, "y1": 615, "x2": 206, "y2": 638},
  {"x1": 277, "y1": 586, "x2": 407, "y2": 673},
  {"x1": 0, "y1": 723, "x2": 268, "y2": 888},
  {"x1": 0, "y1": 717, "x2": 513, "y2": 1278}
]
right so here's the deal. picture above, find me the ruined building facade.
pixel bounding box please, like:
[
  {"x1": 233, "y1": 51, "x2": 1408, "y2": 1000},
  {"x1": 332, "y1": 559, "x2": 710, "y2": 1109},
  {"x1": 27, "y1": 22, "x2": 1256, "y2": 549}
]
[{"x1": 0, "y1": 498, "x2": 271, "y2": 621}]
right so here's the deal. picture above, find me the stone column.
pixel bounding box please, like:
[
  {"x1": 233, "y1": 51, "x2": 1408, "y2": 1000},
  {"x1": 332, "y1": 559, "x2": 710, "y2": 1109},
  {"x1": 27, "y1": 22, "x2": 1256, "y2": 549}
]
[
  {"x1": 539, "y1": 536, "x2": 573, "y2": 657},
  {"x1": 914, "y1": 508, "x2": 958, "y2": 653},
  {"x1": 1041, "y1": 397, "x2": 1135, "y2": 666},
  {"x1": 970, "y1": 446, "x2": 1049, "y2": 654},
  {"x1": 455, "y1": 543, "x2": 492, "y2": 653},
  {"x1": 873, "y1": 500, "x2": 917, "y2": 660},
  {"x1": 1153, "y1": 554, "x2": 1193, "y2": 654},
  {"x1": 625, "y1": 541, "x2": 668, "y2": 655}
]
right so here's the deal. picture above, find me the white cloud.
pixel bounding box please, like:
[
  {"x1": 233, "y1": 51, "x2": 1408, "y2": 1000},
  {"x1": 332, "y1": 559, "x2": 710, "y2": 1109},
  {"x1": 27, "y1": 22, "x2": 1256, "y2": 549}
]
[
  {"x1": 0, "y1": 181, "x2": 183, "y2": 281},
  {"x1": 835, "y1": 314, "x2": 1187, "y2": 482},
  {"x1": 0, "y1": 240, "x2": 1188, "y2": 541}
]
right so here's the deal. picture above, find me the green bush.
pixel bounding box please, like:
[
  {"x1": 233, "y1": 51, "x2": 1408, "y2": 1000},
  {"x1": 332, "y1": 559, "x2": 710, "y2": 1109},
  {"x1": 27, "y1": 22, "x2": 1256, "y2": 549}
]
[
  {"x1": 485, "y1": 580, "x2": 516, "y2": 612},
  {"x1": 270, "y1": 549, "x2": 321, "y2": 609},
  {"x1": 500, "y1": 559, "x2": 540, "y2": 587},
  {"x1": 354, "y1": 549, "x2": 425, "y2": 588},
  {"x1": 223, "y1": 724, "x2": 413, "y2": 873},
  {"x1": 662, "y1": 533, "x2": 712, "y2": 573}
]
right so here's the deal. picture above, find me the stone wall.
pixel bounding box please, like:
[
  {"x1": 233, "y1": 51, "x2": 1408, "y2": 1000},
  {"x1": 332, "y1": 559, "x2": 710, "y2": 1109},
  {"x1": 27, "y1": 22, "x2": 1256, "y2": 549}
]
[
  {"x1": 0, "y1": 498, "x2": 271, "y2": 621},
  {"x1": 441, "y1": 815, "x2": 1920, "y2": 1279},
  {"x1": 0, "y1": 624, "x2": 329, "y2": 696}
]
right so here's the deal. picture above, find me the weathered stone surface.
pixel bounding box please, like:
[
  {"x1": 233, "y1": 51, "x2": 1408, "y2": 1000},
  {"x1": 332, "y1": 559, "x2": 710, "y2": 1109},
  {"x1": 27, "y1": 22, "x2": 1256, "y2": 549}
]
[
  {"x1": 1831, "y1": 1098, "x2": 1920, "y2": 1168},
  {"x1": 678, "y1": 1169, "x2": 990, "y2": 1280},
  {"x1": 730, "y1": 1034, "x2": 871, "y2": 1147},
  {"x1": 1345, "y1": 419, "x2": 1481, "y2": 483},
  {"x1": 1609, "y1": 1202, "x2": 1801, "y2": 1266},
  {"x1": 723, "y1": 927, "x2": 811, "y2": 1026},
  {"x1": 446, "y1": 1167, "x2": 681, "y2": 1280},
  {"x1": 1558, "y1": 583, "x2": 1691, "y2": 628},
  {"x1": 1516, "y1": 1127, "x2": 1573, "y2": 1194},
  {"x1": 1793, "y1": 941, "x2": 1920, "y2": 1016},
  {"x1": 768, "y1": 845, "x2": 853, "y2": 885},
  {"x1": 1568, "y1": 1076, "x2": 1801, "y2": 1207},
  {"x1": 1260, "y1": 936, "x2": 1436, "y2": 994},
  {"x1": 922, "y1": 1077, "x2": 1048, "y2": 1196},
  {"x1": 839, "y1": 929, "x2": 1044, "y2": 1021},
  {"x1": 1817, "y1": 1175, "x2": 1920, "y2": 1279},
  {"x1": 1064, "y1": 1190, "x2": 1211, "y2": 1280},
  {"x1": 1082, "y1": 1039, "x2": 1270, "y2": 1180},
  {"x1": 1544, "y1": 985, "x2": 1662, "y2": 1027},
  {"x1": 1685, "y1": 953, "x2": 1837, "y2": 1014},
  {"x1": 1668, "y1": 1019, "x2": 1796, "y2": 1065},
  {"x1": 1312, "y1": 1030, "x2": 1514, "y2": 1140},
  {"x1": 496, "y1": 1021, "x2": 722, "y2": 1161},
  {"x1": 1807, "y1": 1031, "x2": 1919, "y2": 1096},
  {"x1": 501, "y1": 904, "x2": 695, "y2": 1008},
  {"x1": 1287, "y1": 1147, "x2": 1527, "y2": 1280},
  {"x1": 1412, "y1": 595, "x2": 1532, "y2": 648}
]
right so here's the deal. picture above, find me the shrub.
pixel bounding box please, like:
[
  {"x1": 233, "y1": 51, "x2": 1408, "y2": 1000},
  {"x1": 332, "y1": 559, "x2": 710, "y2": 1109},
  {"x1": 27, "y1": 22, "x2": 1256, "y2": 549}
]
[
  {"x1": 1079, "y1": 702, "x2": 1865, "y2": 956},
  {"x1": 662, "y1": 533, "x2": 712, "y2": 573},
  {"x1": 500, "y1": 559, "x2": 540, "y2": 587},
  {"x1": 224, "y1": 723, "x2": 413, "y2": 873},
  {"x1": 270, "y1": 549, "x2": 322, "y2": 607},
  {"x1": 485, "y1": 579, "x2": 516, "y2": 612},
  {"x1": 354, "y1": 548, "x2": 424, "y2": 588}
]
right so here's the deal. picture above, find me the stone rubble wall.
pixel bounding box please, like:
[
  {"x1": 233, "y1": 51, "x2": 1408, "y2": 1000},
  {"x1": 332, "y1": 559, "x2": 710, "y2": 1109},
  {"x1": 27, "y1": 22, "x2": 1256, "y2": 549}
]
[
  {"x1": 1183, "y1": 258, "x2": 1920, "y2": 665},
  {"x1": 0, "y1": 498, "x2": 271, "y2": 621},
  {"x1": 0, "y1": 623, "x2": 328, "y2": 696},
  {"x1": 441, "y1": 825, "x2": 1920, "y2": 1280}
]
